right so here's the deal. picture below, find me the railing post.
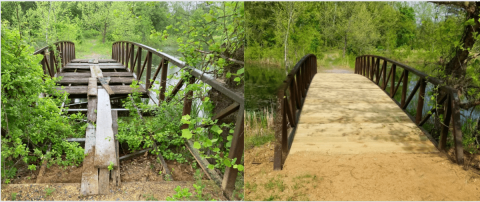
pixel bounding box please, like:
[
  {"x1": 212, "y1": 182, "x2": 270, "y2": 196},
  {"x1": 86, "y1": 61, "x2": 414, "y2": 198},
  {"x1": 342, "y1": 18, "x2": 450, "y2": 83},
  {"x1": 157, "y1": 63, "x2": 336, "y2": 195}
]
[
  {"x1": 136, "y1": 48, "x2": 142, "y2": 78},
  {"x1": 274, "y1": 87, "x2": 285, "y2": 170},
  {"x1": 181, "y1": 76, "x2": 195, "y2": 130},
  {"x1": 130, "y1": 44, "x2": 135, "y2": 72},
  {"x1": 401, "y1": 70, "x2": 409, "y2": 107},
  {"x1": 382, "y1": 60, "x2": 387, "y2": 89},
  {"x1": 415, "y1": 78, "x2": 426, "y2": 124},
  {"x1": 160, "y1": 60, "x2": 169, "y2": 101},
  {"x1": 49, "y1": 48, "x2": 55, "y2": 78},
  {"x1": 390, "y1": 64, "x2": 396, "y2": 97},
  {"x1": 450, "y1": 92, "x2": 464, "y2": 165},
  {"x1": 439, "y1": 95, "x2": 452, "y2": 150},
  {"x1": 146, "y1": 51, "x2": 152, "y2": 89},
  {"x1": 221, "y1": 105, "x2": 244, "y2": 197}
]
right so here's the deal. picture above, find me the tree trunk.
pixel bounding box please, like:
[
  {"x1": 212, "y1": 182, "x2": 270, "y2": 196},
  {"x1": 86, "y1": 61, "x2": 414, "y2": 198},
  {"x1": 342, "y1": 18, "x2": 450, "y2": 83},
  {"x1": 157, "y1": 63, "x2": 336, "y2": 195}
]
[{"x1": 442, "y1": 2, "x2": 480, "y2": 78}]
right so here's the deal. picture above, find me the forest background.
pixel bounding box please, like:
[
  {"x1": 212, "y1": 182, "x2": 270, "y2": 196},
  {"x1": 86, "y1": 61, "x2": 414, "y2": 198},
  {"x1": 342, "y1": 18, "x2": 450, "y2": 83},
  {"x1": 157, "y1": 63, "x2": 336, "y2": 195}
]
[{"x1": 245, "y1": 1, "x2": 480, "y2": 157}]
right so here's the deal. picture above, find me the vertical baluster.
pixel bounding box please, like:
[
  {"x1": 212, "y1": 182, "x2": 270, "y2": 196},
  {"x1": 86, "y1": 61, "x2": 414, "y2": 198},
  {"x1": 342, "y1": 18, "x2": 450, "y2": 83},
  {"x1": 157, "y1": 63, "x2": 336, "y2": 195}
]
[
  {"x1": 146, "y1": 51, "x2": 152, "y2": 89},
  {"x1": 160, "y1": 60, "x2": 169, "y2": 101},
  {"x1": 130, "y1": 44, "x2": 135, "y2": 72},
  {"x1": 136, "y1": 48, "x2": 142, "y2": 79},
  {"x1": 49, "y1": 48, "x2": 55, "y2": 78},
  {"x1": 289, "y1": 79, "x2": 297, "y2": 126},
  {"x1": 401, "y1": 70, "x2": 409, "y2": 107},
  {"x1": 415, "y1": 79, "x2": 426, "y2": 124},
  {"x1": 181, "y1": 76, "x2": 195, "y2": 130},
  {"x1": 221, "y1": 105, "x2": 244, "y2": 195},
  {"x1": 439, "y1": 95, "x2": 452, "y2": 150},
  {"x1": 382, "y1": 60, "x2": 387, "y2": 89},
  {"x1": 390, "y1": 64, "x2": 396, "y2": 97}
]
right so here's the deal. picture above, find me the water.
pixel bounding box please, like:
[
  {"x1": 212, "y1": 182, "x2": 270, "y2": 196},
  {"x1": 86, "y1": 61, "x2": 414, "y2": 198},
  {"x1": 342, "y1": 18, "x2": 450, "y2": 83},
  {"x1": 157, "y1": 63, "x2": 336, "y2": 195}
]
[{"x1": 245, "y1": 63, "x2": 285, "y2": 111}]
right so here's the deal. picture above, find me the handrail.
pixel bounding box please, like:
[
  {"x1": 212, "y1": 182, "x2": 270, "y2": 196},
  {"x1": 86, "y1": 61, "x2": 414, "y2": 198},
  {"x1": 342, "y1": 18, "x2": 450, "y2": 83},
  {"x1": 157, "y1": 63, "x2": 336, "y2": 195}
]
[
  {"x1": 33, "y1": 41, "x2": 76, "y2": 78},
  {"x1": 274, "y1": 54, "x2": 317, "y2": 170},
  {"x1": 111, "y1": 41, "x2": 244, "y2": 196},
  {"x1": 355, "y1": 55, "x2": 464, "y2": 165}
]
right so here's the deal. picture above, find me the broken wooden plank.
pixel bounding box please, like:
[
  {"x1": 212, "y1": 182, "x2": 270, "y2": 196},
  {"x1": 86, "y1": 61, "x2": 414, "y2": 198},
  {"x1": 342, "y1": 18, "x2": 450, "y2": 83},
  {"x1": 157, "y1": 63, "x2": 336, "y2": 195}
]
[
  {"x1": 119, "y1": 148, "x2": 152, "y2": 161},
  {"x1": 111, "y1": 110, "x2": 121, "y2": 187},
  {"x1": 90, "y1": 65, "x2": 103, "y2": 78},
  {"x1": 71, "y1": 59, "x2": 117, "y2": 63},
  {"x1": 98, "y1": 168, "x2": 109, "y2": 195},
  {"x1": 56, "y1": 85, "x2": 147, "y2": 95},
  {"x1": 57, "y1": 77, "x2": 135, "y2": 85},
  {"x1": 64, "y1": 65, "x2": 125, "y2": 70},
  {"x1": 84, "y1": 123, "x2": 96, "y2": 153},
  {"x1": 58, "y1": 72, "x2": 133, "y2": 77},
  {"x1": 94, "y1": 89, "x2": 117, "y2": 169},
  {"x1": 98, "y1": 77, "x2": 114, "y2": 95},
  {"x1": 68, "y1": 62, "x2": 123, "y2": 66},
  {"x1": 88, "y1": 78, "x2": 98, "y2": 97},
  {"x1": 87, "y1": 97, "x2": 97, "y2": 123},
  {"x1": 66, "y1": 138, "x2": 86, "y2": 142},
  {"x1": 80, "y1": 146, "x2": 99, "y2": 196},
  {"x1": 94, "y1": 59, "x2": 99, "y2": 64},
  {"x1": 185, "y1": 140, "x2": 223, "y2": 187},
  {"x1": 35, "y1": 144, "x2": 52, "y2": 184}
]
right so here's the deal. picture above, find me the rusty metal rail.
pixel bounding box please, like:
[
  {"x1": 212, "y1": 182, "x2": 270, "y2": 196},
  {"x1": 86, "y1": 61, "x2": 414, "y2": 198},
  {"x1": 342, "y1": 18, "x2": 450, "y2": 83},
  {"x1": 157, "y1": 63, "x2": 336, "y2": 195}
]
[
  {"x1": 33, "y1": 41, "x2": 75, "y2": 77},
  {"x1": 274, "y1": 54, "x2": 317, "y2": 170},
  {"x1": 355, "y1": 55, "x2": 464, "y2": 165},
  {"x1": 112, "y1": 41, "x2": 244, "y2": 196}
]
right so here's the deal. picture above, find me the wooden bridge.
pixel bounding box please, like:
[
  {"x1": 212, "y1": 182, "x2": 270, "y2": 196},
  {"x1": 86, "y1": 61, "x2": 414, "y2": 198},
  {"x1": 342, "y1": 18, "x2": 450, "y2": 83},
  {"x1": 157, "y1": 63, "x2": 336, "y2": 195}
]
[
  {"x1": 33, "y1": 41, "x2": 244, "y2": 198},
  {"x1": 274, "y1": 54, "x2": 466, "y2": 170}
]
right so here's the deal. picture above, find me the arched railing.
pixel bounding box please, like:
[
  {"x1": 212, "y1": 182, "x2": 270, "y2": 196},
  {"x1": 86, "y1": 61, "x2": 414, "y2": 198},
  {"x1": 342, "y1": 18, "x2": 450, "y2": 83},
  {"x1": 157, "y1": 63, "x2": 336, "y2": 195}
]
[
  {"x1": 112, "y1": 41, "x2": 244, "y2": 197},
  {"x1": 33, "y1": 41, "x2": 75, "y2": 78},
  {"x1": 274, "y1": 54, "x2": 317, "y2": 170},
  {"x1": 355, "y1": 55, "x2": 464, "y2": 165}
]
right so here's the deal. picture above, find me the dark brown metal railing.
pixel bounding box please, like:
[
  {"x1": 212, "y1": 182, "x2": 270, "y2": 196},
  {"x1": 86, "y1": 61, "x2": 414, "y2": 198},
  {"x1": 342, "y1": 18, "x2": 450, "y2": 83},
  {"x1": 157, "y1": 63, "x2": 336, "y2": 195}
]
[
  {"x1": 33, "y1": 41, "x2": 76, "y2": 78},
  {"x1": 112, "y1": 41, "x2": 244, "y2": 196},
  {"x1": 274, "y1": 54, "x2": 317, "y2": 170},
  {"x1": 355, "y1": 55, "x2": 464, "y2": 165}
]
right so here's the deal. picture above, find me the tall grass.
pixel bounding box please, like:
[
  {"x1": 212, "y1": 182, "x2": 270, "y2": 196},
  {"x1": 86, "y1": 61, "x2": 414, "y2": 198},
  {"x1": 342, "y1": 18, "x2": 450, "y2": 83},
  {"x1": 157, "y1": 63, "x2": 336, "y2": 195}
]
[{"x1": 245, "y1": 107, "x2": 276, "y2": 149}]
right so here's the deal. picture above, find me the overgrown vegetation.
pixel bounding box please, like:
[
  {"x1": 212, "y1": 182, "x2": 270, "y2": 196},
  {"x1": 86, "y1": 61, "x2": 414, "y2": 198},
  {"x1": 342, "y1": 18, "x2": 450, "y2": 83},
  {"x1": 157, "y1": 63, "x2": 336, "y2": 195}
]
[
  {"x1": 1, "y1": 2, "x2": 244, "y2": 196},
  {"x1": 1, "y1": 21, "x2": 86, "y2": 184}
]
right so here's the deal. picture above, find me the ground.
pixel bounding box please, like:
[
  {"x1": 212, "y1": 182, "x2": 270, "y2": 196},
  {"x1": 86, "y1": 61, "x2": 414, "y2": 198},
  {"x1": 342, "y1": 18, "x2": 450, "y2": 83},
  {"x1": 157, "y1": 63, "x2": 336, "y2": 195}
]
[
  {"x1": 1, "y1": 181, "x2": 225, "y2": 201},
  {"x1": 245, "y1": 143, "x2": 480, "y2": 201}
]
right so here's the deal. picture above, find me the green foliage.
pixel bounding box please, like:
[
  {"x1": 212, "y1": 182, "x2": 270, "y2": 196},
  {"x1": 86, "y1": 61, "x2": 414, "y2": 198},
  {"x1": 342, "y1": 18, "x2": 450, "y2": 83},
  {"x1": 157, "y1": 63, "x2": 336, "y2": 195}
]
[
  {"x1": 108, "y1": 162, "x2": 114, "y2": 171},
  {"x1": 44, "y1": 187, "x2": 55, "y2": 197},
  {"x1": 11, "y1": 192, "x2": 17, "y2": 201},
  {"x1": 1, "y1": 22, "x2": 86, "y2": 183}
]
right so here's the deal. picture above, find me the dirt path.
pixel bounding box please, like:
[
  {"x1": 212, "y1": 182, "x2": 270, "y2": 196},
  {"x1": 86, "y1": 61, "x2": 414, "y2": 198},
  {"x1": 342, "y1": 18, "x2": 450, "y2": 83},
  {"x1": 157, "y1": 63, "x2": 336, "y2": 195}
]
[
  {"x1": 1, "y1": 181, "x2": 225, "y2": 201},
  {"x1": 245, "y1": 144, "x2": 480, "y2": 201}
]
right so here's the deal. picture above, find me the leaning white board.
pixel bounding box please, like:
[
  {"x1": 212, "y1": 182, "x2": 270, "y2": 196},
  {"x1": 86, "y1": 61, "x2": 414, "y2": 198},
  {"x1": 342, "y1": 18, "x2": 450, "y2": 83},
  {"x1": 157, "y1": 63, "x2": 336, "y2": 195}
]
[{"x1": 94, "y1": 89, "x2": 118, "y2": 168}]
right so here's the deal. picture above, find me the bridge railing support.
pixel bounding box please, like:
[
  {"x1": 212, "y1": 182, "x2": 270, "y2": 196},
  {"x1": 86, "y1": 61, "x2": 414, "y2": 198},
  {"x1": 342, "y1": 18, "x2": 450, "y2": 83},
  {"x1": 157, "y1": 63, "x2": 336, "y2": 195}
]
[
  {"x1": 274, "y1": 54, "x2": 317, "y2": 170},
  {"x1": 34, "y1": 41, "x2": 76, "y2": 78},
  {"x1": 355, "y1": 55, "x2": 464, "y2": 165},
  {"x1": 111, "y1": 41, "x2": 244, "y2": 198}
]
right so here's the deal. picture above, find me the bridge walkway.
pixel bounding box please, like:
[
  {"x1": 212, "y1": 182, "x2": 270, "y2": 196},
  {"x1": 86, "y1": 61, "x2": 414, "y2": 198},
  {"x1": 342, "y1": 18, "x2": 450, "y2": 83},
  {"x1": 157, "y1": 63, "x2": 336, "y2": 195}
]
[{"x1": 288, "y1": 73, "x2": 437, "y2": 156}]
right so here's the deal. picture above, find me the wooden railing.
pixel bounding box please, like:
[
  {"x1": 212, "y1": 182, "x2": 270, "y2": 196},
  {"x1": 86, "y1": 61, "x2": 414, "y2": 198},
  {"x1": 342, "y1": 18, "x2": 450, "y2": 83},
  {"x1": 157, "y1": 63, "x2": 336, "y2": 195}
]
[
  {"x1": 112, "y1": 41, "x2": 244, "y2": 196},
  {"x1": 355, "y1": 55, "x2": 464, "y2": 165},
  {"x1": 33, "y1": 41, "x2": 75, "y2": 78},
  {"x1": 274, "y1": 54, "x2": 317, "y2": 170}
]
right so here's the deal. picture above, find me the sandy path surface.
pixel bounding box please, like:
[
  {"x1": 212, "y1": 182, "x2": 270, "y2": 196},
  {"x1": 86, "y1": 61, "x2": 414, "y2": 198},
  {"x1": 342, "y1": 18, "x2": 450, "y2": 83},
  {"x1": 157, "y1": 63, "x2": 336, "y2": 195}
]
[{"x1": 245, "y1": 143, "x2": 480, "y2": 201}]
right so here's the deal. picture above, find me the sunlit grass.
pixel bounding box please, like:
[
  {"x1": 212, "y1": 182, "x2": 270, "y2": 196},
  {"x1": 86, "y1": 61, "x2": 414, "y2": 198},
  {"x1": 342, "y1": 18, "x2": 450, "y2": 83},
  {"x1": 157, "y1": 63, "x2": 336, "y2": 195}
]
[{"x1": 245, "y1": 107, "x2": 275, "y2": 149}]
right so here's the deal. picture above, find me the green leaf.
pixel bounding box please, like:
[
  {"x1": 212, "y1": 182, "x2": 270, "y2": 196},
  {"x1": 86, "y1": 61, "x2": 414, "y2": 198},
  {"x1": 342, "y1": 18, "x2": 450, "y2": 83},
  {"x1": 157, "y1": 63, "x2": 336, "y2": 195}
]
[
  {"x1": 224, "y1": 159, "x2": 231, "y2": 167},
  {"x1": 208, "y1": 164, "x2": 215, "y2": 170},
  {"x1": 182, "y1": 129, "x2": 193, "y2": 139},
  {"x1": 211, "y1": 125, "x2": 223, "y2": 135},
  {"x1": 237, "y1": 165, "x2": 244, "y2": 171},
  {"x1": 193, "y1": 141, "x2": 201, "y2": 149},
  {"x1": 236, "y1": 68, "x2": 244, "y2": 75}
]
